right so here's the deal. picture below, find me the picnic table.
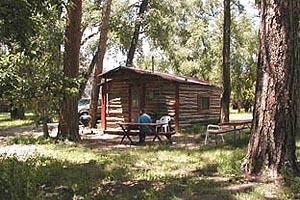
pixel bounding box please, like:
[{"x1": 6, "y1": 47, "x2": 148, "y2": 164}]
[
  {"x1": 204, "y1": 119, "x2": 252, "y2": 145},
  {"x1": 219, "y1": 119, "x2": 252, "y2": 131},
  {"x1": 117, "y1": 122, "x2": 174, "y2": 144}
]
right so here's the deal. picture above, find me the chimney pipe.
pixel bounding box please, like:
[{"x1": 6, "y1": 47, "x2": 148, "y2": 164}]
[{"x1": 151, "y1": 55, "x2": 154, "y2": 72}]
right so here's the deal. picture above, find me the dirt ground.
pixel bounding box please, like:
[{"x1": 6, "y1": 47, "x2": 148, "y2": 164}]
[
  {"x1": 0, "y1": 124, "x2": 207, "y2": 149},
  {"x1": 0, "y1": 124, "x2": 207, "y2": 156}
]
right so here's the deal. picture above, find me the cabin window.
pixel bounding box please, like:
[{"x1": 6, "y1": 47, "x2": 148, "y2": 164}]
[
  {"x1": 146, "y1": 89, "x2": 160, "y2": 100},
  {"x1": 146, "y1": 90, "x2": 154, "y2": 100},
  {"x1": 197, "y1": 95, "x2": 210, "y2": 112},
  {"x1": 153, "y1": 89, "x2": 160, "y2": 97},
  {"x1": 132, "y1": 87, "x2": 140, "y2": 108}
]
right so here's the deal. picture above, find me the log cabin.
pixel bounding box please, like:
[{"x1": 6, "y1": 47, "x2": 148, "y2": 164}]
[{"x1": 98, "y1": 66, "x2": 221, "y2": 132}]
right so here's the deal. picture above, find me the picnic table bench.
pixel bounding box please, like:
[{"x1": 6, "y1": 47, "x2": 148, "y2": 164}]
[
  {"x1": 204, "y1": 120, "x2": 252, "y2": 145},
  {"x1": 117, "y1": 122, "x2": 175, "y2": 144}
]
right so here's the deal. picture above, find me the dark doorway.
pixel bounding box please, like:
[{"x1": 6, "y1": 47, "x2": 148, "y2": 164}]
[{"x1": 130, "y1": 85, "x2": 140, "y2": 122}]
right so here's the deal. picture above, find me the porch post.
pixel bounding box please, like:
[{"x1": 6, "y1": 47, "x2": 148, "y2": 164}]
[
  {"x1": 101, "y1": 79, "x2": 107, "y2": 129},
  {"x1": 175, "y1": 82, "x2": 180, "y2": 132},
  {"x1": 140, "y1": 82, "x2": 145, "y2": 109},
  {"x1": 128, "y1": 86, "x2": 132, "y2": 122}
]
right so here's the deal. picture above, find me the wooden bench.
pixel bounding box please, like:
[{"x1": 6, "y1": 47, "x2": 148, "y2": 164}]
[
  {"x1": 204, "y1": 120, "x2": 252, "y2": 145},
  {"x1": 104, "y1": 129, "x2": 139, "y2": 135}
]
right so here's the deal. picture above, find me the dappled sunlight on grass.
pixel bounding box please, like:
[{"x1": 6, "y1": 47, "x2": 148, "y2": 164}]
[
  {"x1": 230, "y1": 111, "x2": 253, "y2": 120},
  {"x1": 0, "y1": 112, "x2": 35, "y2": 130},
  {"x1": 0, "y1": 127, "x2": 299, "y2": 199}
]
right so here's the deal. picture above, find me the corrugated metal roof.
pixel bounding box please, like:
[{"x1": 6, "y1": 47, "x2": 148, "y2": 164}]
[{"x1": 99, "y1": 66, "x2": 211, "y2": 86}]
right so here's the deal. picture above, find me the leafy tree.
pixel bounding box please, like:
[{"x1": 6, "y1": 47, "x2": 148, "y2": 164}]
[
  {"x1": 242, "y1": 0, "x2": 300, "y2": 178},
  {"x1": 0, "y1": 0, "x2": 259, "y2": 139},
  {"x1": 230, "y1": 13, "x2": 258, "y2": 112},
  {"x1": 142, "y1": 0, "x2": 256, "y2": 113},
  {"x1": 126, "y1": 0, "x2": 149, "y2": 67},
  {"x1": 0, "y1": 1, "x2": 64, "y2": 124},
  {"x1": 0, "y1": 0, "x2": 61, "y2": 52},
  {"x1": 77, "y1": 0, "x2": 102, "y2": 97}
]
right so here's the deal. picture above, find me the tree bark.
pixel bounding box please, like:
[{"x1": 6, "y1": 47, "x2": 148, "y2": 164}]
[
  {"x1": 79, "y1": 49, "x2": 98, "y2": 97},
  {"x1": 89, "y1": 0, "x2": 112, "y2": 128},
  {"x1": 220, "y1": 0, "x2": 231, "y2": 123},
  {"x1": 242, "y1": 0, "x2": 300, "y2": 178},
  {"x1": 125, "y1": 0, "x2": 149, "y2": 67},
  {"x1": 59, "y1": 0, "x2": 82, "y2": 141}
]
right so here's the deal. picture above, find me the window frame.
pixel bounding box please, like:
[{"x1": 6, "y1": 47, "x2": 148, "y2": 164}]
[{"x1": 197, "y1": 95, "x2": 210, "y2": 113}]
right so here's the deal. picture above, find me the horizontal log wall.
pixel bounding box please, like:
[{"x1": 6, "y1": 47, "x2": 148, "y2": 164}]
[
  {"x1": 104, "y1": 78, "x2": 221, "y2": 130},
  {"x1": 178, "y1": 84, "x2": 221, "y2": 130},
  {"x1": 106, "y1": 81, "x2": 129, "y2": 128},
  {"x1": 144, "y1": 80, "x2": 176, "y2": 122}
]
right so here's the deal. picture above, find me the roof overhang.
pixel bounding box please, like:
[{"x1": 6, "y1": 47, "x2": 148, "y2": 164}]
[{"x1": 98, "y1": 66, "x2": 214, "y2": 86}]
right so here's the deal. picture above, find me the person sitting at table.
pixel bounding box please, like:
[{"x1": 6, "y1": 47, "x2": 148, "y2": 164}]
[{"x1": 137, "y1": 109, "x2": 152, "y2": 143}]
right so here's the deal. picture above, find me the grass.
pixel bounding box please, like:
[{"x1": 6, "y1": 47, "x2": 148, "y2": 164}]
[
  {"x1": 0, "y1": 112, "x2": 35, "y2": 130},
  {"x1": 1, "y1": 134, "x2": 299, "y2": 200},
  {"x1": 230, "y1": 111, "x2": 253, "y2": 120},
  {"x1": 0, "y1": 141, "x2": 244, "y2": 199},
  {"x1": 0, "y1": 112, "x2": 300, "y2": 199}
]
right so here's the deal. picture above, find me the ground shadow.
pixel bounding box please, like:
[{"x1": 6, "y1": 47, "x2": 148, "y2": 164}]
[{"x1": 0, "y1": 126, "x2": 297, "y2": 199}]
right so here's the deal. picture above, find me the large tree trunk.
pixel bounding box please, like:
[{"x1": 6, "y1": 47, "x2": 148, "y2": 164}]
[
  {"x1": 220, "y1": 0, "x2": 231, "y2": 123},
  {"x1": 79, "y1": 49, "x2": 98, "y2": 97},
  {"x1": 89, "y1": 0, "x2": 112, "y2": 128},
  {"x1": 242, "y1": 0, "x2": 300, "y2": 178},
  {"x1": 59, "y1": 0, "x2": 82, "y2": 141},
  {"x1": 125, "y1": 0, "x2": 149, "y2": 67}
]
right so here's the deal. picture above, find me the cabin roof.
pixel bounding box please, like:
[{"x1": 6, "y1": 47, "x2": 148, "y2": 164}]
[{"x1": 99, "y1": 66, "x2": 211, "y2": 86}]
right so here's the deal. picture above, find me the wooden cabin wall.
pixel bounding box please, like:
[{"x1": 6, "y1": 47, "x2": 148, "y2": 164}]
[
  {"x1": 178, "y1": 84, "x2": 221, "y2": 129},
  {"x1": 106, "y1": 81, "x2": 129, "y2": 128},
  {"x1": 104, "y1": 78, "x2": 220, "y2": 130},
  {"x1": 105, "y1": 79, "x2": 177, "y2": 129},
  {"x1": 144, "y1": 80, "x2": 176, "y2": 122}
]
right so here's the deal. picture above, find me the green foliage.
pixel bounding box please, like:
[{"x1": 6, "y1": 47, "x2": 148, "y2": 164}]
[
  {"x1": 0, "y1": 0, "x2": 259, "y2": 123},
  {"x1": 281, "y1": 175, "x2": 300, "y2": 199},
  {"x1": 0, "y1": 112, "x2": 35, "y2": 130},
  {"x1": 230, "y1": 13, "x2": 258, "y2": 111},
  {"x1": 0, "y1": 155, "x2": 108, "y2": 199},
  {"x1": 0, "y1": 51, "x2": 63, "y2": 121},
  {"x1": 0, "y1": 0, "x2": 62, "y2": 52},
  {"x1": 135, "y1": 0, "x2": 258, "y2": 111},
  {"x1": 0, "y1": 0, "x2": 65, "y2": 122},
  {"x1": 109, "y1": 0, "x2": 139, "y2": 54},
  {"x1": 0, "y1": 156, "x2": 39, "y2": 200},
  {"x1": 182, "y1": 123, "x2": 207, "y2": 135},
  {"x1": 6, "y1": 135, "x2": 54, "y2": 145},
  {"x1": 217, "y1": 149, "x2": 244, "y2": 176},
  {"x1": 191, "y1": 124, "x2": 207, "y2": 135}
]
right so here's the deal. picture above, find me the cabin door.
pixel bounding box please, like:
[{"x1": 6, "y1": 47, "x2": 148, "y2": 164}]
[{"x1": 130, "y1": 85, "x2": 141, "y2": 122}]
